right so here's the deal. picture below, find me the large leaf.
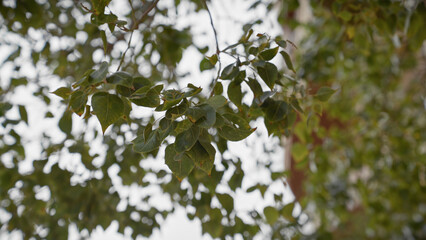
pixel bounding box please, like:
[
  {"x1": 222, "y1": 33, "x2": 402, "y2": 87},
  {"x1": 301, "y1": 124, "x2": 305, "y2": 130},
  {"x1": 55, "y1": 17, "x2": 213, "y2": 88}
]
[
  {"x1": 165, "y1": 144, "x2": 195, "y2": 180},
  {"x1": 175, "y1": 125, "x2": 200, "y2": 153},
  {"x1": 91, "y1": 92, "x2": 124, "y2": 133},
  {"x1": 187, "y1": 104, "x2": 216, "y2": 128},
  {"x1": 257, "y1": 62, "x2": 278, "y2": 89},
  {"x1": 264, "y1": 206, "x2": 279, "y2": 225},
  {"x1": 207, "y1": 95, "x2": 227, "y2": 110}
]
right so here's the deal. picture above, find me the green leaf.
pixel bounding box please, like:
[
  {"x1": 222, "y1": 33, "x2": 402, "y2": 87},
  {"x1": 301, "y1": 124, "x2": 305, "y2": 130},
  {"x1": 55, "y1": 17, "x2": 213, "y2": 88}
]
[
  {"x1": 247, "y1": 77, "x2": 263, "y2": 99},
  {"x1": 207, "y1": 95, "x2": 227, "y2": 110},
  {"x1": 133, "y1": 130, "x2": 162, "y2": 153},
  {"x1": 218, "y1": 113, "x2": 255, "y2": 141},
  {"x1": 314, "y1": 86, "x2": 337, "y2": 102},
  {"x1": 213, "y1": 82, "x2": 223, "y2": 95},
  {"x1": 200, "y1": 57, "x2": 215, "y2": 72},
  {"x1": 264, "y1": 206, "x2": 279, "y2": 225},
  {"x1": 220, "y1": 63, "x2": 239, "y2": 80},
  {"x1": 165, "y1": 144, "x2": 195, "y2": 181},
  {"x1": 166, "y1": 99, "x2": 189, "y2": 119},
  {"x1": 217, "y1": 193, "x2": 234, "y2": 214},
  {"x1": 89, "y1": 61, "x2": 109, "y2": 84},
  {"x1": 18, "y1": 105, "x2": 28, "y2": 125},
  {"x1": 280, "y1": 202, "x2": 295, "y2": 221},
  {"x1": 91, "y1": 92, "x2": 124, "y2": 133},
  {"x1": 280, "y1": 51, "x2": 295, "y2": 73},
  {"x1": 262, "y1": 99, "x2": 289, "y2": 122},
  {"x1": 51, "y1": 87, "x2": 72, "y2": 99},
  {"x1": 106, "y1": 72, "x2": 133, "y2": 88},
  {"x1": 130, "y1": 84, "x2": 163, "y2": 107},
  {"x1": 259, "y1": 47, "x2": 279, "y2": 61},
  {"x1": 227, "y1": 80, "x2": 242, "y2": 107},
  {"x1": 101, "y1": 30, "x2": 107, "y2": 53},
  {"x1": 186, "y1": 141, "x2": 215, "y2": 174},
  {"x1": 257, "y1": 62, "x2": 278, "y2": 89},
  {"x1": 69, "y1": 90, "x2": 88, "y2": 116},
  {"x1": 59, "y1": 110, "x2": 72, "y2": 135},
  {"x1": 175, "y1": 125, "x2": 200, "y2": 153},
  {"x1": 207, "y1": 54, "x2": 218, "y2": 65},
  {"x1": 275, "y1": 39, "x2": 287, "y2": 48}
]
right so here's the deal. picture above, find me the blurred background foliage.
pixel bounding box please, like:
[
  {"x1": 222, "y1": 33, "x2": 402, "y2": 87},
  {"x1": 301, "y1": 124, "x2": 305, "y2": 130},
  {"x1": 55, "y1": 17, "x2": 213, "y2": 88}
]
[{"x1": 0, "y1": 0, "x2": 425, "y2": 239}]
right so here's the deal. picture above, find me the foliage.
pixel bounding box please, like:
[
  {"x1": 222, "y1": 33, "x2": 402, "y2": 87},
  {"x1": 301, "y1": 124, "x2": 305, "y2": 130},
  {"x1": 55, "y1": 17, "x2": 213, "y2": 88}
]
[{"x1": 0, "y1": 0, "x2": 425, "y2": 239}]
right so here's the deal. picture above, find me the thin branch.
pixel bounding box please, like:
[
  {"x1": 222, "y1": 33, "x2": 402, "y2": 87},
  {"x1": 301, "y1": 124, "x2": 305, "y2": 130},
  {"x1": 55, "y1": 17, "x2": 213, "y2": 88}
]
[
  {"x1": 130, "y1": 0, "x2": 160, "y2": 31},
  {"x1": 117, "y1": 0, "x2": 160, "y2": 71},
  {"x1": 117, "y1": 31, "x2": 134, "y2": 71},
  {"x1": 202, "y1": 0, "x2": 222, "y2": 97}
]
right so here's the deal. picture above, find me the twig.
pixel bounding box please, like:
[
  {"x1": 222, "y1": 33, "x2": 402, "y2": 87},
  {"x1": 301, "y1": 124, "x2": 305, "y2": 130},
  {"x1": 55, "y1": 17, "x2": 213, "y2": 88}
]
[
  {"x1": 130, "y1": 0, "x2": 160, "y2": 31},
  {"x1": 202, "y1": 0, "x2": 221, "y2": 97},
  {"x1": 117, "y1": 0, "x2": 160, "y2": 71},
  {"x1": 117, "y1": 31, "x2": 134, "y2": 71}
]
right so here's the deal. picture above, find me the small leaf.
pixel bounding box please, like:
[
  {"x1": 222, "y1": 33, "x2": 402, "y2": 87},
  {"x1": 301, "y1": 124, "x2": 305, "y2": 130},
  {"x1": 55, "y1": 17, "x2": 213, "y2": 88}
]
[
  {"x1": 175, "y1": 125, "x2": 200, "y2": 153},
  {"x1": 280, "y1": 51, "x2": 295, "y2": 73},
  {"x1": 89, "y1": 61, "x2": 109, "y2": 84},
  {"x1": 165, "y1": 144, "x2": 195, "y2": 180},
  {"x1": 101, "y1": 30, "x2": 107, "y2": 53},
  {"x1": 281, "y1": 202, "x2": 295, "y2": 221},
  {"x1": 207, "y1": 54, "x2": 218, "y2": 65},
  {"x1": 106, "y1": 72, "x2": 133, "y2": 88},
  {"x1": 275, "y1": 40, "x2": 287, "y2": 48},
  {"x1": 291, "y1": 143, "x2": 308, "y2": 163},
  {"x1": 69, "y1": 90, "x2": 88, "y2": 116},
  {"x1": 213, "y1": 82, "x2": 223, "y2": 95},
  {"x1": 264, "y1": 206, "x2": 279, "y2": 225},
  {"x1": 51, "y1": 87, "x2": 72, "y2": 99},
  {"x1": 130, "y1": 85, "x2": 163, "y2": 107},
  {"x1": 257, "y1": 62, "x2": 278, "y2": 89},
  {"x1": 200, "y1": 58, "x2": 215, "y2": 72},
  {"x1": 218, "y1": 113, "x2": 255, "y2": 141},
  {"x1": 314, "y1": 87, "x2": 337, "y2": 102},
  {"x1": 262, "y1": 99, "x2": 289, "y2": 122},
  {"x1": 18, "y1": 105, "x2": 28, "y2": 125},
  {"x1": 259, "y1": 47, "x2": 279, "y2": 61},
  {"x1": 91, "y1": 92, "x2": 124, "y2": 133}
]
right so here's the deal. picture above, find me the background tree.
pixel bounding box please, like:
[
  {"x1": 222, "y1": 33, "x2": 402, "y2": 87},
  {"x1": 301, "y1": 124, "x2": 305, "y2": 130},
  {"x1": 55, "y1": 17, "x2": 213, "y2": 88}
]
[{"x1": 0, "y1": 0, "x2": 425, "y2": 239}]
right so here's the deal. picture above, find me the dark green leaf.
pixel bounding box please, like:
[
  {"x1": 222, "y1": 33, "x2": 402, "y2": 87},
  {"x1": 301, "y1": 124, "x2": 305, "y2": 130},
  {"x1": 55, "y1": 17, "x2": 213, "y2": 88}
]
[
  {"x1": 217, "y1": 193, "x2": 234, "y2": 214},
  {"x1": 133, "y1": 130, "x2": 161, "y2": 153},
  {"x1": 200, "y1": 58, "x2": 215, "y2": 72},
  {"x1": 228, "y1": 80, "x2": 242, "y2": 108},
  {"x1": 257, "y1": 62, "x2": 278, "y2": 89},
  {"x1": 186, "y1": 141, "x2": 215, "y2": 174},
  {"x1": 165, "y1": 144, "x2": 195, "y2": 181},
  {"x1": 18, "y1": 105, "x2": 28, "y2": 124},
  {"x1": 259, "y1": 47, "x2": 279, "y2": 61},
  {"x1": 91, "y1": 92, "x2": 124, "y2": 133},
  {"x1": 175, "y1": 125, "x2": 200, "y2": 153},
  {"x1": 69, "y1": 90, "x2": 88, "y2": 116},
  {"x1": 101, "y1": 30, "x2": 107, "y2": 53},
  {"x1": 89, "y1": 61, "x2": 109, "y2": 84},
  {"x1": 262, "y1": 99, "x2": 289, "y2": 122},
  {"x1": 51, "y1": 87, "x2": 72, "y2": 99},
  {"x1": 247, "y1": 77, "x2": 263, "y2": 99},
  {"x1": 59, "y1": 110, "x2": 72, "y2": 135},
  {"x1": 280, "y1": 51, "x2": 295, "y2": 73}
]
